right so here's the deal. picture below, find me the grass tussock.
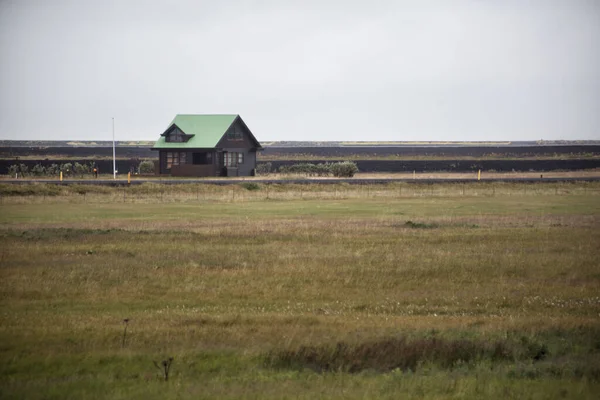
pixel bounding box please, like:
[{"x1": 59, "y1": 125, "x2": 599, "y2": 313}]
[{"x1": 404, "y1": 220, "x2": 440, "y2": 229}]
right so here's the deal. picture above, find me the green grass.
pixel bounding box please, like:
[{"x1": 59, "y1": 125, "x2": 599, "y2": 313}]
[{"x1": 1, "y1": 183, "x2": 599, "y2": 398}]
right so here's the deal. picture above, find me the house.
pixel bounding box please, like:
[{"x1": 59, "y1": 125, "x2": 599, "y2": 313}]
[{"x1": 152, "y1": 114, "x2": 262, "y2": 177}]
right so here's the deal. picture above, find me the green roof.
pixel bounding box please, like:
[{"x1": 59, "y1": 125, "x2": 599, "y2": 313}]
[{"x1": 152, "y1": 114, "x2": 238, "y2": 149}]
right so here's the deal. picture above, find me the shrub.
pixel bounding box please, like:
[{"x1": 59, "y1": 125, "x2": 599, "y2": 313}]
[
  {"x1": 31, "y1": 164, "x2": 46, "y2": 176},
  {"x1": 46, "y1": 164, "x2": 60, "y2": 176},
  {"x1": 279, "y1": 163, "x2": 332, "y2": 177},
  {"x1": 277, "y1": 162, "x2": 357, "y2": 177},
  {"x1": 313, "y1": 163, "x2": 331, "y2": 177},
  {"x1": 256, "y1": 162, "x2": 272, "y2": 175},
  {"x1": 60, "y1": 163, "x2": 73, "y2": 176},
  {"x1": 330, "y1": 161, "x2": 358, "y2": 177},
  {"x1": 7, "y1": 164, "x2": 19, "y2": 177},
  {"x1": 73, "y1": 162, "x2": 88, "y2": 177},
  {"x1": 18, "y1": 164, "x2": 29, "y2": 177},
  {"x1": 138, "y1": 160, "x2": 155, "y2": 174}
]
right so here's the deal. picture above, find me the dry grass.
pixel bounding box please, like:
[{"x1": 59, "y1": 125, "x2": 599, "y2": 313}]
[{"x1": 1, "y1": 184, "x2": 599, "y2": 398}]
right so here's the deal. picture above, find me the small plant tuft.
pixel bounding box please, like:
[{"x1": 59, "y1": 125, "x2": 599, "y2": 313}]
[
  {"x1": 122, "y1": 318, "x2": 130, "y2": 348},
  {"x1": 405, "y1": 220, "x2": 439, "y2": 229},
  {"x1": 240, "y1": 182, "x2": 261, "y2": 191},
  {"x1": 153, "y1": 357, "x2": 174, "y2": 381}
]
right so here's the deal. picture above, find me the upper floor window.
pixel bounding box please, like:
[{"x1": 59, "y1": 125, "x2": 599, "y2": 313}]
[
  {"x1": 226, "y1": 126, "x2": 243, "y2": 141},
  {"x1": 167, "y1": 131, "x2": 184, "y2": 142}
]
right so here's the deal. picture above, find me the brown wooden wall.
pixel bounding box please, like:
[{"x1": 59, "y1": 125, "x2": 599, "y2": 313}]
[{"x1": 170, "y1": 164, "x2": 217, "y2": 177}]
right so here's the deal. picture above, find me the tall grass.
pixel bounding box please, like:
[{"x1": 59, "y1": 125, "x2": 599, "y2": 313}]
[{"x1": 0, "y1": 181, "x2": 599, "y2": 205}]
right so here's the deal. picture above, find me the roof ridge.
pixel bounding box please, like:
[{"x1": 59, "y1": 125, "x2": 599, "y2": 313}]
[{"x1": 175, "y1": 113, "x2": 238, "y2": 116}]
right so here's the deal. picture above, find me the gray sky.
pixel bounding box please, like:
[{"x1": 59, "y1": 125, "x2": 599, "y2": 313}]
[{"x1": 1, "y1": 0, "x2": 599, "y2": 141}]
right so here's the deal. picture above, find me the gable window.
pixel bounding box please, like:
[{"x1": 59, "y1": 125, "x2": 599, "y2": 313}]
[
  {"x1": 224, "y1": 152, "x2": 243, "y2": 167},
  {"x1": 167, "y1": 131, "x2": 184, "y2": 142},
  {"x1": 166, "y1": 152, "x2": 186, "y2": 169},
  {"x1": 226, "y1": 126, "x2": 243, "y2": 141}
]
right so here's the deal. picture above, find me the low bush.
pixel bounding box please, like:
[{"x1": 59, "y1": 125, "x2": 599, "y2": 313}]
[
  {"x1": 330, "y1": 161, "x2": 358, "y2": 177},
  {"x1": 279, "y1": 163, "x2": 330, "y2": 176},
  {"x1": 60, "y1": 163, "x2": 73, "y2": 176},
  {"x1": 7, "y1": 164, "x2": 19, "y2": 177},
  {"x1": 5, "y1": 162, "x2": 98, "y2": 178},
  {"x1": 138, "y1": 160, "x2": 155, "y2": 174},
  {"x1": 278, "y1": 161, "x2": 358, "y2": 177},
  {"x1": 73, "y1": 162, "x2": 89, "y2": 177},
  {"x1": 46, "y1": 164, "x2": 60, "y2": 176},
  {"x1": 256, "y1": 162, "x2": 272, "y2": 175},
  {"x1": 31, "y1": 164, "x2": 46, "y2": 176}
]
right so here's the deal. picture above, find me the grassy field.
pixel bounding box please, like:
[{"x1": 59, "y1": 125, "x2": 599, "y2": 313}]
[{"x1": 1, "y1": 183, "x2": 599, "y2": 399}]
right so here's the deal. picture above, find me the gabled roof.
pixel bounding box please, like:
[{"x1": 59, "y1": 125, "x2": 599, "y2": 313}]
[{"x1": 152, "y1": 114, "x2": 239, "y2": 149}]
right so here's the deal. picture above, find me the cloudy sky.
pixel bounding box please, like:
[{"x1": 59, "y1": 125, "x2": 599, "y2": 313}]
[{"x1": 0, "y1": 0, "x2": 599, "y2": 141}]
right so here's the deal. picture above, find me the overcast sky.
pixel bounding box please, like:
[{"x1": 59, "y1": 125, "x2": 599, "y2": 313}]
[{"x1": 1, "y1": 0, "x2": 599, "y2": 142}]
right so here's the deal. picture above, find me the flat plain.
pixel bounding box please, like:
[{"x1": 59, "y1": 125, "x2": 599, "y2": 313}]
[{"x1": 1, "y1": 182, "x2": 599, "y2": 399}]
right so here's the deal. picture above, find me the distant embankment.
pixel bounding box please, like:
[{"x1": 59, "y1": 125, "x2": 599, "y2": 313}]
[
  {"x1": 261, "y1": 145, "x2": 600, "y2": 158},
  {"x1": 1, "y1": 158, "x2": 599, "y2": 175},
  {"x1": 2, "y1": 144, "x2": 600, "y2": 159},
  {"x1": 0, "y1": 146, "x2": 155, "y2": 158},
  {"x1": 1, "y1": 144, "x2": 599, "y2": 174}
]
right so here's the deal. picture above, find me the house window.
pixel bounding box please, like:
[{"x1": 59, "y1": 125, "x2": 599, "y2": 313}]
[
  {"x1": 226, "y1": 126, "x2": 243, "y2": 141},
  {"x1": 166, "y1": 152, "x2": 186, "y2": 169},
  {"x1": 167, "y1": 131, "x2": 184, "y2": 142},
  {"x1": 224, "y1": 152, "x2": 243, "y2": 167},
  {"x1": 193, "y1": 152, "x2": 212, "y2": 165}
]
